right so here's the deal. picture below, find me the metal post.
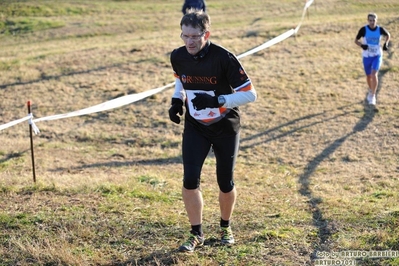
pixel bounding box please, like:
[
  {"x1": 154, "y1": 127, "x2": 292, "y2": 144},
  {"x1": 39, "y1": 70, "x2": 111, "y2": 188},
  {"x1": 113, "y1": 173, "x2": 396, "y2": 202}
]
[{"x1": 27, "y1": 101, "x2": 36, "y2": 183}]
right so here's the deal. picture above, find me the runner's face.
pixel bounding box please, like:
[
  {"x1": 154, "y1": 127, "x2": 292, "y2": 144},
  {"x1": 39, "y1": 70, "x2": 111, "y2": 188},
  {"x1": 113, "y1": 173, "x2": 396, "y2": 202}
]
[
  {"x1": 181, "y1": 25, "x2": 209, "y2": 55},
  {"x1": 368, "y1": 16, "x2": 377, "y2": 29}
]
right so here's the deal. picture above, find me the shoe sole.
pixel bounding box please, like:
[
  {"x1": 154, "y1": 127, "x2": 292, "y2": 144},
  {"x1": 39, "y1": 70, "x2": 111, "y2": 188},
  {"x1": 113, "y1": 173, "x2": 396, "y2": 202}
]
[
  {"x1": 178, "y1": 248, "x2": 195, "y2": 252},
  {"x1": 178, "y1": 242, "x2": 204, "y2": 252}
]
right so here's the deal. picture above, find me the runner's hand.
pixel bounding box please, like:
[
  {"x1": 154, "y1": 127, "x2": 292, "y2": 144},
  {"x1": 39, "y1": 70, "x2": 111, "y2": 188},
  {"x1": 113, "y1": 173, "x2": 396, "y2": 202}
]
[
  {"x1": 191, "y1": 93, "x2": 219, "y2": 110},
  {"x1": 383, "y1": 42, "x2": 389, "y2": 51},
  {"x1": 361, "y1": 44, "x2": 368, "y2": 50},
  {"x1": 169, "y1": 98, "x2": 183, "y2": 124}
]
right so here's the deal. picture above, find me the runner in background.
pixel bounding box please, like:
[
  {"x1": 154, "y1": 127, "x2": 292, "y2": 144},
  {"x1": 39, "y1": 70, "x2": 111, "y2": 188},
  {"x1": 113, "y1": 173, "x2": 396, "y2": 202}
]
[
  {"x1": 182, "y1": 0, "x2": 206, "y2": 15},
  {"x1": 354, "y1": 13, "x2": 390, "y2": 105}
]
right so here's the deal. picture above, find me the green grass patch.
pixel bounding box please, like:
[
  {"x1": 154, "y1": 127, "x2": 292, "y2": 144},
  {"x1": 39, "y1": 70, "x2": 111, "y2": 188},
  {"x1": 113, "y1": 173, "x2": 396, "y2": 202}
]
[
  {"x1": 0, "y1": 2, "x2": 93, "y2": 17},
  {"x1": 0, "y1": 18, "x2": 65, "y2": 35},
  {"x1": 0, "y1": 59, "x2": 20, "y2": 70}
]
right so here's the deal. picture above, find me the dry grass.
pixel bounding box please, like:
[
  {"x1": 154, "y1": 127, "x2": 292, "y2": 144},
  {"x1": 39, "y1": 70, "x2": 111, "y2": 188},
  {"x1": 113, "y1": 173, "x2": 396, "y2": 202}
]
[{"x1": 1, "y1": 0, "x2": 399, "y2": 265}]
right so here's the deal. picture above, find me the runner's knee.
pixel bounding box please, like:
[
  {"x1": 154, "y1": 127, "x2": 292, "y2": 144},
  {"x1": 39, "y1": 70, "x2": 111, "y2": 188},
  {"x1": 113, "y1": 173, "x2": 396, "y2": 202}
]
[
  {"x1": 218, "y1": 179, "x2": 234, "y2": 193},
  {"x1": 183, "y1": 176, "x2": 200, "y2": 189},
  {"x1": 183, "y1": 165, "x2": 202, "y2": 189}
]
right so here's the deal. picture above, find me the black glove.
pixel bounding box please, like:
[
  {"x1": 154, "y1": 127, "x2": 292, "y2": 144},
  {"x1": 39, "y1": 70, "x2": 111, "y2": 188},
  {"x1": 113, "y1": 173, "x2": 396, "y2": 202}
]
[
  {"x1": 168, "y1": 98, "x2": 183, "y2": 124},
  {"x1": 383, "y1": 42, "x2": 389, "y2": 51},
  {"x1": 361, "y1": 44, "x2": 368, "y2": 50},
  {"x1": 191, "y1": 93, "x2": 219, "y2": 110}
]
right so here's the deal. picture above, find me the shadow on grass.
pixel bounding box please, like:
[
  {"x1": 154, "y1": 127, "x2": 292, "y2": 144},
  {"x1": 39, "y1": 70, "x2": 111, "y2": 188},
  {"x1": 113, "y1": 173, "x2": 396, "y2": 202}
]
[
  {"x1": 0, "y1": 64, "x2": 120, "y2": 90},
  {"x1": 302, "y1": 55, "x2": 390, "y2": 261},
  {"x1": 104, "y1": 237, "x2": 230, "y2": 266},
  {"x1": 0, "y1": 52, "x2": 149, "y2": 90},
  {"x1": 48, "y1": 156, "x2": 182, "y2": 172},
  {"x1": 298, "y1": 111, "x2": 374, "y2": 260},
  {"x1": 240, "y1": 104, "x2": 356, "y2": 150},
  {"x1": 0, "y1": 151, "x2": 25, "y2": 164},
  {"x1": 105, "y1": 250, "x2": 182, "y2": 266}
]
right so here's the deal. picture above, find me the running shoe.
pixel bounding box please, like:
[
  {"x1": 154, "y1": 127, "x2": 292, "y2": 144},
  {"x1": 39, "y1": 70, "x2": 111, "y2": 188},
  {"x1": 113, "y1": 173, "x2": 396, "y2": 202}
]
[
  {"x1": 368, "y1": 94, "x2": 376, "y2": 105},
  {"x1": 220, "y1": 226, "x2": 235, "y2": 245},
  {"x1": 367, "y1": 89, "x2": 373, "y2": 104},
  {"x1": 178, "y1": 233, "x2": 204, "y2": 252}
]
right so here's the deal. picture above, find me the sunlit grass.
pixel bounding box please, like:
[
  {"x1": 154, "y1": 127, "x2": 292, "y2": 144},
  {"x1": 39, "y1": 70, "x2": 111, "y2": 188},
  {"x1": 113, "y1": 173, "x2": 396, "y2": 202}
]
[{"x1": 0, "y1": 0, "x2": 399, "y2": 265}]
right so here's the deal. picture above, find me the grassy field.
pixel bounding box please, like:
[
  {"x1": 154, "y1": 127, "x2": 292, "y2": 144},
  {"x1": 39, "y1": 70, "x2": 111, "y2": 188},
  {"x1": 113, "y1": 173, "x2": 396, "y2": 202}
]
[{"x1": 1, "y1": 0, "x2": 399, "y2": 265}]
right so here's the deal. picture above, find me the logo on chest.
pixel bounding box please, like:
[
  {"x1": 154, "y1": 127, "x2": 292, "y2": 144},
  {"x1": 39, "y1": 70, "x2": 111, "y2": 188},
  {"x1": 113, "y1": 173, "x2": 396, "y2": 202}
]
[{"x1": 181, "y1": 75, "x2": 217, "y2": 85}]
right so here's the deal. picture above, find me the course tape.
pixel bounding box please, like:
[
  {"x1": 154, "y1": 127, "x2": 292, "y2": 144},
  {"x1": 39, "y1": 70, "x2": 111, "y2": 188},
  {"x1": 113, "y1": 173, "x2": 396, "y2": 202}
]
[
  {"x1": 0, "y1": 83, "x2": 174, "y2": 133},
  {"x1": 0, "y1": 113, "x2": 40, "y2": 134},
  {"x1": 33, "y1": 82, "x2": 174, "y2": 123},
  {"x1": 0, "y1": 0, "x2": 314, "y2": 134},
  {"x1": 0, "y1": 114, "x2": 29, "y2": 131},
  {"x1": 237, "y1": 0, "x2": 314, "y2": 59}
]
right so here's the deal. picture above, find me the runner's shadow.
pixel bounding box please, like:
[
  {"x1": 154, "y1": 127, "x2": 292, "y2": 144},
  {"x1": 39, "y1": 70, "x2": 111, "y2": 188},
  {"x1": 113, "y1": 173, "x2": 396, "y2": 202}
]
[
  {"x1": 240, "y1": 104, "x2": 356, "y2": 151},
  {"x1": 300, "y1": 105, "x2": 376, "y2": 260},
  {"x1": 48, "y1": 156, "x2": 182, "y2": 172},
  {"x1": 102, "y1": 249, "x2": 181, "y2": 266},
  {"x1": 102, "y1": 237, "x2": 230, "y2": 266},
  {"x1": 304, "y1": 59, "x2": 389, "y2": 260}
]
